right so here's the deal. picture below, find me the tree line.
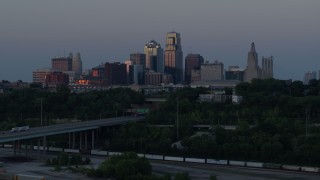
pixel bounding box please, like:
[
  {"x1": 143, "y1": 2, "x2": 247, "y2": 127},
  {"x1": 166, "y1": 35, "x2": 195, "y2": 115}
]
[{"x1": 0, "y1": 86, "x2": 144, "y2": 130}]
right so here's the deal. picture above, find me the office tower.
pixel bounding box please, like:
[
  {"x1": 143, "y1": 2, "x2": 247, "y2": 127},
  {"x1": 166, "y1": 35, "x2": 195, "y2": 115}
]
[
  {"x1": 144, "y1": 40, "x2": 164, "y2": 73},
  {"x1": 261, "y1": 56, "x2": 273, "y2": 79},
  {"x1": 52, "y1": 56, "x2": 72, "y2": 72},
  {"x1": 185, "y1": 54, "x2": 204, "y2": 84},
  {"x1": 105, "y1": 62, "x2": 127, "y2": 85},
  {"x1": 304, "y1": 71, "x2": 317, "y2": 85},
  {"x1": 130, "y1": 53, "x2": 146, "y2": 68},
  {"x1": 164, "y1": 31, "x2": 183, "y2": 83},
  {"x1": 244, "y1": 42, "x2": 261, "y2": 82},
  {"x1": 128, "y1": 64, "x2": 144, "y2": 85},
  {"x1": 201, "y1": 61, "x2": 224, "y2": 81},
  {"x1": 124, "y1": 59, "x2": 133, "y2": 74},
  {"x1": 125, "y1": 60, "x2": 133, "y2": 84},
  {"x1": 72, "y1": 52, "x2": 83, "y2": 80},
  {"x1": 225, "y1": 66, "x2": 244, "y2": 81},
  {"x1": 32, "y1": 68, "x2": 53, "y2": 86}
]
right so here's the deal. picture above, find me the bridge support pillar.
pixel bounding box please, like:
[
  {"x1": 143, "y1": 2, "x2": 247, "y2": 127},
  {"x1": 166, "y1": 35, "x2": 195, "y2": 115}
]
[
  {"x1": 43, "y1": 136, "x2": 46, "y2": 156},
  {"x1": 92, "y1": 130, "x2": 95, "y2": 150},
  {"x1": 72, "y1": 132, "x2": 75, "y2": 149},
  {"x1": 13, "y1": 141, "x2": 16, "y2": 155},
  {"x1": 37, "y1": 138, "x2": 40, "y2": 156},
  {"x1": 30, "y1": 140, "x2": 33, "y2": 155},
  {"x1": 17, "y1": 140, "x2": 21, "y2": 155},
  {"x1": 25, "y1": 141, "x2": 28, "y2": 156},
  {"x1": 85, "y1": 131, "x2": 88, "y2": 150},
  {"x1": 80, "y1": 132, "x2": 82, "y2": 150},
  {"x1": 68, "y1": 133, "x2": 71, "y2": 149}
]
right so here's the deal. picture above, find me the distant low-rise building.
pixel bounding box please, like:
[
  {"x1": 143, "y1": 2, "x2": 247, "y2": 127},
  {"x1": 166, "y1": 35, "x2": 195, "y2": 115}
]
[
  {"x1": 232, "y1": 95, "x2": 243, "y2": 104},
  {"x1": 198, "y1": 94, "x2": 232, "y2": 103},
  {"x1": 191, "y1": 69, "x2": 201, "y2": 83},
  {"x1": 225, "y1": 66, "x2": 244, "y2": 81},
  {"x1": 201, "y1": 61, "x2": 224, "y2": 81},
  {"x1": 32, "y1": 68, "x2": 53, "y2": 87},
  {"x1": 304, "y1": 71, "x2": 317, "y2": 85},
  {"x1": 145, "y1": 71, "x2": 163, "y2": 86}
]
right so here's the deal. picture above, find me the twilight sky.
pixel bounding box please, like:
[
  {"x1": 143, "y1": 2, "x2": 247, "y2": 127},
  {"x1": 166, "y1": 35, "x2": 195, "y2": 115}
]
[{"x1": 0, "y1": 0, "x2": 319, "y2": 82}]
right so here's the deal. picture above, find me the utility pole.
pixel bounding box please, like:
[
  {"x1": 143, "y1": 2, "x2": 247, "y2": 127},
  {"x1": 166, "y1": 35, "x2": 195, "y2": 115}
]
[
  {"x1": 177, "y1": 97, "x2": 179, "y2": 140},
  {"x1": 40, "y1": 97, "x2": 43, "y2": 126},
  {"x1": 305, "y1": 108, "x2": 309, "y2": 140}
]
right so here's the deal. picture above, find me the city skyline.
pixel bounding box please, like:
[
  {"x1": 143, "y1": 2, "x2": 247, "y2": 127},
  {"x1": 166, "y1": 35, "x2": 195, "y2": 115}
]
[{"x1": 0, "y1": 0, "x2": 319, "y2": 82}]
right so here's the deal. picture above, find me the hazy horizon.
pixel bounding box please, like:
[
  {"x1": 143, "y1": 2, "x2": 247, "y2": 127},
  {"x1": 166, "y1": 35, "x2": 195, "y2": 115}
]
[{"x1": 1, "y1": 0, "x2": 319, "y2": 82}]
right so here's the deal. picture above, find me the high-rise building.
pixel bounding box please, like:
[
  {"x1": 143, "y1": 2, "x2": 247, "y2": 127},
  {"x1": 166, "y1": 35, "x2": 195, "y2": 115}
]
[
  {"x1": 125, "y1": 59, "x2": 133, "y2": 84},
  {"x1": 52, "y1": 56, "x2": 72, "y2": 72},
  {"x1": 130, "y1": 53, "x2": 146, "y2": 68},
  {"x1": 185, "y1": 54, "x2": 204, "y2": 84},
  {"x1": 244, "y1": 42, "x2": 261, "y2": 82},
  {"x1": 72, "y1": 52, "x2": 83, "y2": 80},
  {"x1": 105, "y1": 62, "x2": 127, "y2": 85},
  {"x1": 128, "y1": 64, "x2": 144, "y2": 85},
  {"x1": 201, "y1": 61, "x2": 224, "y2": 81},
  {"x1": 244, "y1": 43, "x2": 274, "y2": 82},
  {"x1": 144, "y1": 40, "x2": 164, "y2": 73},
  {"x1": 164, "y1": 32, "x2": 183, "y2": 83},
  {"x1": 304, "y1": 71, "x2": 317, "y2": 85},
  {"x1": 225, "y1": 66, "x2": 244, "y2": 81},
  {"x1": 261, "y1": 56, "x2": 273, "y2": 79}
]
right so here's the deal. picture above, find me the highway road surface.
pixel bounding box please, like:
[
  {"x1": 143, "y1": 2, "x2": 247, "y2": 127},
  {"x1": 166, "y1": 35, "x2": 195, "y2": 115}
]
[{"x1": 1, "y1": 148, "x2": 320, "y2": 180}]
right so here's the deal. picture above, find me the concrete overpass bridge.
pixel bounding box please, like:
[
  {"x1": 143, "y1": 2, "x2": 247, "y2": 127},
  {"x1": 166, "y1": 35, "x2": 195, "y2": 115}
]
[{"x1": 0, "y1": 116, "x2": 144, "y2": 155}]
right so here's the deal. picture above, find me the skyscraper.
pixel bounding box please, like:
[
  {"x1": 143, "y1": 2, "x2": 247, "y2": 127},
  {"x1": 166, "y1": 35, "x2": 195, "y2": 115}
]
[
  {"x1": 130, "y1": 53, "x2": 146, "y2": 68},
  {"x1": 72, "y1": 52, "x2": 83, "y2": 80},
  {"x1": 164, "y1": 32, "x2": 183, "y2": 83},
  {"x1": 244, "y1": 42, "x2": 260, "y2": 82},
  {"x1": 185, "y1": 54, "x2": 204, "y2": 84},
  {"x1": 52, "y1": 56, "x2": 72, "y2": 72},
  {"x1": 261, "y1": 56, "x2": 273, "y2": 79},
  {"x1": 144, "y1": 40, "x2": 164, "y2": 73},
  {"x1": 105, "y1": 62, "x2": 127, "y2": 85}
]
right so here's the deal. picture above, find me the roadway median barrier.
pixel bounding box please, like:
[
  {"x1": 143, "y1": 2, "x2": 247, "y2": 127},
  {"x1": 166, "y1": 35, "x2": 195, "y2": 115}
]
[
  {"x1": 145, "y1": 154, "x2": 163, "y2": 160},
  {"x1": 207, "y1": 159, "x2": 228, "y2": 165},
  {"x1": 91, "y1": 150, "x2": 108, "y2": 156},
  {"x1": 246, "y1": 162, "x2": 263, "y2": 168},
  {"x1": 301, "y1": 166, "x2": 320, "y2": 173},
  {"x1": 263, "y1": 163, "x2": 281, "y2": 169},
  {"x1": 229, "y1": 160, "x2": 246, "y2": 166},
  {"x1": 185, "y1": 158, "x2": 205, "y2": 163},
  {"x1": 282, "y1": 165, "x2": 300, "y2": 171},
  {"x1": 164, "y1": 156, "x2": 184, "y2": 162},
  {"x1": 64, "y1": 148, "x2": 79, "y2": 153}
]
